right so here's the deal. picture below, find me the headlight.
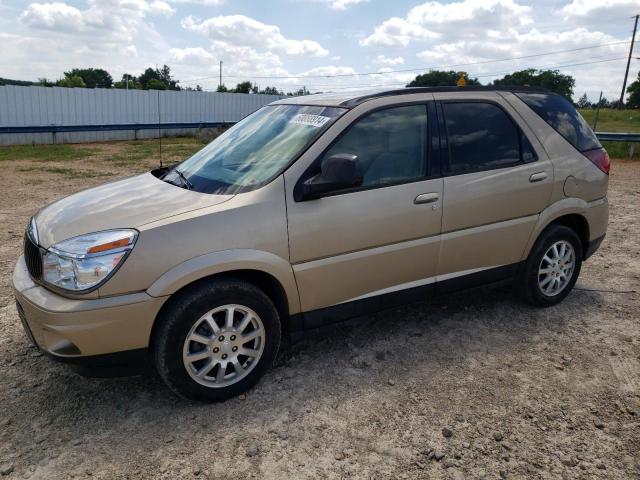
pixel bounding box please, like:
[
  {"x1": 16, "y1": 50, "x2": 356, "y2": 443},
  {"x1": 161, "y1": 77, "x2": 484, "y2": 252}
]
[{"x1": 42, "y1": 229, "x2": 138, "y2": 292}]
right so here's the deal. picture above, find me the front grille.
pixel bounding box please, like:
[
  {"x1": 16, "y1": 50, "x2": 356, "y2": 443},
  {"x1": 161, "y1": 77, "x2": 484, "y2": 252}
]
[{"x1": 24, "y1": 234, "x2": 43, "y2": 279}]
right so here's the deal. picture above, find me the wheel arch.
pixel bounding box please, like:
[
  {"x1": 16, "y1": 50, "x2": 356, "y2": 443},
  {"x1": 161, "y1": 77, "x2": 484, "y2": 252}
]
[
  {"x1": 523, "y1": 199, "x2": 591, "y2": 261},
  {"x1": 149, "y1": 268, "x2": 293, "y2": 353},
  {"x1": 146, "y1": 249, "x2": 301, "y2": 350}
]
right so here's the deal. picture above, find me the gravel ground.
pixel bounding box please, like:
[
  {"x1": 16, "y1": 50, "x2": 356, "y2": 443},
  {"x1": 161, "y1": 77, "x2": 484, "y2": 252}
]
[{"x1": 0, "y1": 144, "x2": 639, "y2": 479}]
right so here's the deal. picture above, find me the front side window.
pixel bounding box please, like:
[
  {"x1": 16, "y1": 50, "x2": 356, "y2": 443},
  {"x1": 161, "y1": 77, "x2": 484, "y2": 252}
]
[
  {"x1": 443, "y1": 102, "x2": 524, "y2": 174},
  {"x1": 318, "y1": 105, "x2": 428, "y2": 187},
  {"x1": 163, "y1": 105, "x2": 346, "y2": 194}
]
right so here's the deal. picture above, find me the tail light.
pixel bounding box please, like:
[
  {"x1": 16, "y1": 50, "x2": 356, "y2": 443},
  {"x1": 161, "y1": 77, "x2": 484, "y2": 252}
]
[{"x1": 583, "y1": 148, "x2": 610, "y2": 175}]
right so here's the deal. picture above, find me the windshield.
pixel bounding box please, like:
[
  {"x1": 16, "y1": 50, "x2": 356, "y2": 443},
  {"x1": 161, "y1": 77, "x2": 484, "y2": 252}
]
[{"x1": 163, "y1": 104, "x2": 346, "y2": 194}]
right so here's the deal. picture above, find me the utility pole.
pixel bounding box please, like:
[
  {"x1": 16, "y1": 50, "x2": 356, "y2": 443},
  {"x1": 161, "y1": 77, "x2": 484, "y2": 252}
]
[
  {"x1": 219, "y1": 61, "x2": 223, "y2": 90},
  {"x1": 619, "y1": 14, "x2": 639, "y2": 109}
]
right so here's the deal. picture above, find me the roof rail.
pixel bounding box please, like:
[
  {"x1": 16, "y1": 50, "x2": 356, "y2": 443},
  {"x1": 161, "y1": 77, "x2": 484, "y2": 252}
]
[{"x1": 341, "y1": 85, "x2": 553, "y2": 107}]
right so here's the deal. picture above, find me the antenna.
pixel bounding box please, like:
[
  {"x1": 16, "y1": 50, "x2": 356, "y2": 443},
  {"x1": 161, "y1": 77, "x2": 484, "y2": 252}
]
[{"x1": 157, "y1": 89, "x2": 163, "y2": 167}]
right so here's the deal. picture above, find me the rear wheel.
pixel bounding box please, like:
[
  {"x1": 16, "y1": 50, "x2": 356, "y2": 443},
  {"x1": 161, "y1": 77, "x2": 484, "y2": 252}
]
[
  {"x1": 518, "y1": 225, "x2": 583, "y2": 307},
  {"x1": 153, "y1": 278, "x2": 281, "y2": 402}
]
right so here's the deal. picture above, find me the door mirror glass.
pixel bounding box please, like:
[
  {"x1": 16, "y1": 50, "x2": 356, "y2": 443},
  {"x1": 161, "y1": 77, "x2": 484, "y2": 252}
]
[{"x1": 301, "y1": 153, "x2": 362, "y2": 200}]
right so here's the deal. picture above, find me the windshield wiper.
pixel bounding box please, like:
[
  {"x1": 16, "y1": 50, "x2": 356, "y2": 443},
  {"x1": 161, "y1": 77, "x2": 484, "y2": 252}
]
[{"x1": 174, "y1": 169, "x2": 193, "y2": 190}]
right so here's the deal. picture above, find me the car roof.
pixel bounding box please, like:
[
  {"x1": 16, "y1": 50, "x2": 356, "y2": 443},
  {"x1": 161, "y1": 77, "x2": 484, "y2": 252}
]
[{"x1": 271, "y1": 85, "x2": 552, "y2": 109}]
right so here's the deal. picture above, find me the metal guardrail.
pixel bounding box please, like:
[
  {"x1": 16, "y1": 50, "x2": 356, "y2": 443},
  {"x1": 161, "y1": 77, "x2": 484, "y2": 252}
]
[
  {"x1": 595, "y1": 132, "x2": 640, "y2": 142},
  {"x1": 0, "y1": 122, "x2": 233, "y2": 134}
]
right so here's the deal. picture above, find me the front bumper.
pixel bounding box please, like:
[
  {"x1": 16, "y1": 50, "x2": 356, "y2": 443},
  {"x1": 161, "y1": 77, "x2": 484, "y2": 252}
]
[{"x1": 12, "y1": 255, "x2": 167, "y2": 363}]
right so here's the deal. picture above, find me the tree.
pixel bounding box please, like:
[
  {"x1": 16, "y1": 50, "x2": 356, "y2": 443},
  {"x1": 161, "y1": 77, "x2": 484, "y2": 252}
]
[
  {"x1": 37, "y1": 78, "x2": 55, "y2": 87},
  {"x1": 216, "y1": 84, "x2": 229, "y2": 92},
  {"x1": 407, "y1": 70, "x2": 480, "y2": 87},
  {"x1": 137, "y1": 65, "x2": 180, "y2": 91},
  {"x1": 260, "y1": 86, "x2": 283, "y2": 95},
  {"x1": 287, "y1": 86, "x2": 310, "y2": 96},
  {"x1": 64, "y1": 68, "x2": 113, "y2": 88},
  {"x1": 492, "y1": 69, "x2": 575, "y2": 100},
  {"x1": 576, "y1": 93, "x2": 590, "y2": 109},
  {"x1": 147, "y1": 78, "x2": 167, "y2": 90},
  {"x1": 57, "y1": 75, "x2": 86, "y2": 88},
  {"x1": 114, "y1": 73, "x2": 142, "y2": 89},
  {"x1": 626, "y1": 71, "x2": 640, "y2": 109},
  {"x1": 233, "y1": 81, "x2": 254, "y2": 93}
]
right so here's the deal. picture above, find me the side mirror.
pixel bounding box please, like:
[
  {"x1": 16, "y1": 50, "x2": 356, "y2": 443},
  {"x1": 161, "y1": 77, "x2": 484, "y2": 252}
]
[{"x1": 301, "y1": 153, "x2": 362, "y2": 200}]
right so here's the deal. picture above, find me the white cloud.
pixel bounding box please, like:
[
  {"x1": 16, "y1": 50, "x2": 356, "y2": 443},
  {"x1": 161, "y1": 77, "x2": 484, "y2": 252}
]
[
  {"x1": 168, "y1": 0, "x2": 226, "y2": 5},
  {"x1": 563, "y1": 0, "x2": 640, "y2": 23},
  {"x1": 182, "y1": 14, "x2": 328, "y2": 56},
  {"x1": 360, "y1": 0, "x2": 532, "y2": 46},
  {"x1": 20, "y1": 3, "x2": 84, "y2": 32},
  {"x1": 301, "y1": 0, "x2": 367, "y2": 9},
  {"x1": 169, "y1": 46, "x2": 215, "y2": 62},
  {"x1": 374, "y1": 55, "x2": 404, "y2": 66}
]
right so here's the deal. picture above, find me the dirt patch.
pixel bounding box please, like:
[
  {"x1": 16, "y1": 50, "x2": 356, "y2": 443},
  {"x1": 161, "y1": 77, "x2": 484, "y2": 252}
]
[{"x1": 0, "y1": 145, "x2": 639, "y2": 479}]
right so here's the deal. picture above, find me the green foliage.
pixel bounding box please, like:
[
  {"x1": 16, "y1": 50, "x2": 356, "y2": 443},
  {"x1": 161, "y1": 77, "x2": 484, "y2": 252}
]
[
  {"x1": 56, "y1": 75, "x2": 86, "y2": 88},
  {"x1": 260, "y1": 86, "x2": 283, "y2": 95},
  {"x1": 0, "y1": 77, "x2": 37, "y2": 86},
  {"x1": 0, "y1": 144, "x2": 97, "y2": 162},
  {"x1": 576, "y1": 93, "x2": 590, "y2": 109},
  {"x1": 287, "y1": 86, "x2": 310, "y2": 96},
  {"x1": 492, "y1": 69, "x2": 575, "y2": 100},
  {"x1": 578, "y1": 108, "x2": 640, "y2": 133},
  {"x1": 407, "y1": 70, "x2": 480, "y2": 87},
  {"x1": 137, "y1": 65, "x2": 180, "y2": 90},
  {"x1": 626, "y1": 71, "x2": 640, "y2": 109},
  {"x1": 64, "y1": 68, "x2": 113, "y2": 88},
  {"x1": 114, "y1": 73, "x2": 142, "y2": 89},
  {"x1": 147, "y1": 78, "x2": 168, "y2": 90},
  {"x1": 233, "y1": 81, "x2": 254, "y2": 93},
  {"x1": 216, "y1": 84, "x2": 229, "y2": 92}
]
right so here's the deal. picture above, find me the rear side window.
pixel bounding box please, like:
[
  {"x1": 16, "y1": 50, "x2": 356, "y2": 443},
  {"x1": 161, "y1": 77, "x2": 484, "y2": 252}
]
[
  {"x1": 442, "y1": 102, "x2": 525, "y2": 174},
  {"x1": 515, "y1": 93, "x2": 601, "y2": 152}
]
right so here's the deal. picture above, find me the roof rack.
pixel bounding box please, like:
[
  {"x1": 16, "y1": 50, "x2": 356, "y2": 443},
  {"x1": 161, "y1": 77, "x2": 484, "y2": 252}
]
[{"x1": 342, "y1": 85, "x2": 553, "y2": 108}]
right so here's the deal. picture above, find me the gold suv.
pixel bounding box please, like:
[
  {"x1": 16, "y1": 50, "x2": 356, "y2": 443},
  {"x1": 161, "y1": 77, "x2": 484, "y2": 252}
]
[{"x1": 13, "y1": 87, "x2": 609, "y2": 401}]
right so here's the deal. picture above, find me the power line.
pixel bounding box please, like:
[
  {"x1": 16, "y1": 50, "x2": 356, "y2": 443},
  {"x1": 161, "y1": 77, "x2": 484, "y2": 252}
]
[
  {"x1": 297, "y1": 56, "x2": 627, "y2": 92},
  {"x1": 181, "y1": 40, "x2": 630, "y2": 84}
]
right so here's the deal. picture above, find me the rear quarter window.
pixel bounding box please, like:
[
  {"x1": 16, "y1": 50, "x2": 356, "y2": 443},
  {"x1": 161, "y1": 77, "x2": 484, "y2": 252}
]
[{"x1": 515, "y1": 93, "x2": 601, "y2": 152}]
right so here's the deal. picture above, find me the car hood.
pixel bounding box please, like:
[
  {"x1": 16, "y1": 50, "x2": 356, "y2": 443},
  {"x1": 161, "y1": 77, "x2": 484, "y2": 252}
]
[{"x1": 34, "y1": 172, "x2": 233, "y2": 248}]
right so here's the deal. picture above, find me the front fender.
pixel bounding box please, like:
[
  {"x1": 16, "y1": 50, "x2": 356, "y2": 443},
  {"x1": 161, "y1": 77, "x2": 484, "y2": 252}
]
[{"x1": 146, "y1": 249, "x2": 301, "y2": 314}]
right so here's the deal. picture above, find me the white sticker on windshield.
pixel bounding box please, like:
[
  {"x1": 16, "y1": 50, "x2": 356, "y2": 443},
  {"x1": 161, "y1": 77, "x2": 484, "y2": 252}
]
[{"x1": 290, "y1": 114, "x2": 331, "y2": 128}]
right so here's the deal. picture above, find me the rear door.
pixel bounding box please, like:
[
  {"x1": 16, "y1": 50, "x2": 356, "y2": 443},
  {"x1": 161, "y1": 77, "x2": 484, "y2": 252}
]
[
  {"x1": 434, "y1": 92, "x2": 553, "y2": 286},
  {"x1": 284, "y1": 97, "x2": 443, "y2": 317}
]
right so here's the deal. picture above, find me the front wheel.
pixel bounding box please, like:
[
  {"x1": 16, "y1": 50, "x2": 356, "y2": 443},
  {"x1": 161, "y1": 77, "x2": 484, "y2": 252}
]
[
  {"x1": 153, "y1": 278, "x2": 281, "y2": 402},
  {"x1": 518, "y1": 225, "x2": 583, "y2": 307}
]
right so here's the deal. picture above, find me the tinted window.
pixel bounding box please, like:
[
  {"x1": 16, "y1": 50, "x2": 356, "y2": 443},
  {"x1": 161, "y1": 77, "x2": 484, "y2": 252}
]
[
  {"x1": 515, "y1": 93, "x2": 601, "y2": 152},
  {"x1": 320, "y1": 105, "x2": 428, "y2": 187},
  {"x1": 443, "y1": 102, "x2": 522, "y2": 174}
]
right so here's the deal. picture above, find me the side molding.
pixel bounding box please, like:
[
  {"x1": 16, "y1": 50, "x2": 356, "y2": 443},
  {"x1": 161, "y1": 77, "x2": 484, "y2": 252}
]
[{"x1": 146, "y1": 249, "x2": 301, "y2": 314}]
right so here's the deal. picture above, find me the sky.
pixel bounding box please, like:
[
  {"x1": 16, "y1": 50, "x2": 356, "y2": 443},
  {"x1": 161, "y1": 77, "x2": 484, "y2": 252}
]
[{"x1": 1, "y1": 0, "x2": 640, "y2": 101}]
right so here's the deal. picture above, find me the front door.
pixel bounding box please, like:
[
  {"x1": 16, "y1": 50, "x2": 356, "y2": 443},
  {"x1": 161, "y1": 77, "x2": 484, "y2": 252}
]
[{"x1": 285, "y1": 102, "x2": 443, "y2": 320}]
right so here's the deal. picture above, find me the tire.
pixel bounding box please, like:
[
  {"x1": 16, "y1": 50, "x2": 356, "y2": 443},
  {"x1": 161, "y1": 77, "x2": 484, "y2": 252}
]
[
  {"x1": 153, "y1": 278, "x2": 281, "y2": 402},
  {"x1": 518, "y1": 224, "x2": 583, "y2": 307}
]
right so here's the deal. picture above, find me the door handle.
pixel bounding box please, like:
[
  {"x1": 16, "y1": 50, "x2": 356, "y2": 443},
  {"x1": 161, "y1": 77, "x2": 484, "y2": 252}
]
[
  {"x1": 529, "y1": 172, "x2": 548, "y2": 183},
  {"x1": 414, "y1": 192, "x2": 440, "y2": 204}
]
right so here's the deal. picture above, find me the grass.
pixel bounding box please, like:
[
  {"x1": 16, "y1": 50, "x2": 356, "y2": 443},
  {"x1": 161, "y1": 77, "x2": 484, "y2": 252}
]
[
  {"x1": 0, "y1": 144, "x2": 98, "y2": 162},
  {"x1": 578, "y1": 108, "x2": 640, "y2": 133},
  {"x1": 576, "y1": 109, "x2": 640, "y2": 159},
  {"x1": 108, "y1": 138, "x2": 203, "y2": 166}
]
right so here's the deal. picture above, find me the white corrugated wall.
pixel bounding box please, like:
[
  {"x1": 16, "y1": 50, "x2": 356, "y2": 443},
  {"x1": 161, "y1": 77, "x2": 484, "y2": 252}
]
[{"x1": 0, "y1": 85, "x2": 284, "y2": 145}]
